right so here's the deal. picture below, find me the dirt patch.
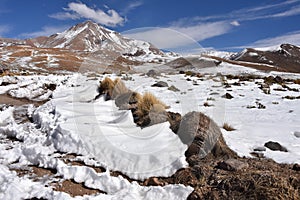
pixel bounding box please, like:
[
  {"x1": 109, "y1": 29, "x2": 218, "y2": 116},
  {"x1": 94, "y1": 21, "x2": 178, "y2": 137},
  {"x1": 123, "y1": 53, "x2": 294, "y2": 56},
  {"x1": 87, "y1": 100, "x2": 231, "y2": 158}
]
[
  {"x1": 0, "y1": 94, "x2": 47, "y2": 107},
  {"x1": 30, "y1": 166, "x2": 57, "y2": 178},
  {"x1": 13, "y1": 165, "x2": 57, "y2": 182},
  {"x1": 53, "y1": 179, "x2": 105, "y2": 197}
]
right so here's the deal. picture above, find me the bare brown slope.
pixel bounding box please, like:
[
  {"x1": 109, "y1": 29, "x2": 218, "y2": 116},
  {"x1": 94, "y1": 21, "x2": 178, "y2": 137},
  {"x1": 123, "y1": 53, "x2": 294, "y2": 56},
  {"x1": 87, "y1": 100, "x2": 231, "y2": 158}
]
[{"x1": 232, "y1": 44, "x2": 300, "y2": 73}]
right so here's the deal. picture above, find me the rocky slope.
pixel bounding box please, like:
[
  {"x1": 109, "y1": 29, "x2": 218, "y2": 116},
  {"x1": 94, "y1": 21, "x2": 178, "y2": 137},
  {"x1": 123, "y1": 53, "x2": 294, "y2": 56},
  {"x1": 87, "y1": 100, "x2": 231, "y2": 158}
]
[{"x1": 231, "y1": 44, "x2": 300, "y2": 73}]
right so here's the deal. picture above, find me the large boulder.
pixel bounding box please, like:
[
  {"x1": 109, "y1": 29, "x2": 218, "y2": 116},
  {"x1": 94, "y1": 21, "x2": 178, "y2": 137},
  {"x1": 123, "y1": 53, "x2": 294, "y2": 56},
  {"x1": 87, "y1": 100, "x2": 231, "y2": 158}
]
[{"x1": 176, "y1": 111, "x2": 237, "y2": 163}]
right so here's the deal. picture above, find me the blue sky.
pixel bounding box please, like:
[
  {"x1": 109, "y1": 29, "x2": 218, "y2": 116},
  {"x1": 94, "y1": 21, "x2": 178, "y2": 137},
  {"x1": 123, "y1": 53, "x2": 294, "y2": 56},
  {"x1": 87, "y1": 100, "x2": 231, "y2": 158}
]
[{"x1": 0, "y1": 0, "x2": 300, "y2": 52}]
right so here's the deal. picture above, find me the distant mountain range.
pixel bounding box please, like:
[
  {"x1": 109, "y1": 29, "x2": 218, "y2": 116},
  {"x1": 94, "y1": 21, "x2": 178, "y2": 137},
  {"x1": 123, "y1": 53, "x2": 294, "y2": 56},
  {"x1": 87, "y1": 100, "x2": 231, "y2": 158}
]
[
  {"x1": 0, "y1": 20, "x2": 300, "y2": 74},
  {"x1": 0, "y1": 21, "x2": 173, "y2": 73}
]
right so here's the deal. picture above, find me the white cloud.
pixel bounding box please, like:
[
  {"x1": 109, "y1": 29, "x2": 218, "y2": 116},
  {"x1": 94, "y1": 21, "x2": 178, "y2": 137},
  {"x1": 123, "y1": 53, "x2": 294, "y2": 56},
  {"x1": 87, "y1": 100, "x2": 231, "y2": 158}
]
[
  {"x1": 230, "y1": 21, "x2": 240, "y2": 26},
  {"x1": 49, "y1": 2, "x2": 124, "y2": 27},
  {"x1": 250, "y1": 30, "x2": 300, "y2": 47},
  {"x1": 174, "y1": 0, "x2": 300, "y2": 25},
  {"x1": 171, "y1": 21, "x2": 232, "y2": 42},
  {"x1": 124, "y1": 28, "x2": 197, "y2": 50},
  {"x1": 49, "y1": 12, "x2": 80, "y2": 20},
  {"x1": 19, "y1": 25, "x2": 70, "y2": 38},
  {"x1": 0, "y1": 25, "x2": 11, "y2": 37},
  {"x1": 122, "y1": 1, "x2": 143, "y2": 15},
  {"x1": 226, "y1": 30, "x2": 300, "y2": 50},
  {"x1": 124, "y1": 21, "x2": 233, "y2": 54},
  {"x1": 271, "y1": 5, "x2": 300, "y2": 18}
]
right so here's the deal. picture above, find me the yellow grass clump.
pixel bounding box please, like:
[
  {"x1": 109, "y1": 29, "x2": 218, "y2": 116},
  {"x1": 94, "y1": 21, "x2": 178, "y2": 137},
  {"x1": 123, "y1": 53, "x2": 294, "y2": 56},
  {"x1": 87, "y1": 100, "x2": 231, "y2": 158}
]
[
  {"x1": 99, "y1": 77, "x2": 129, "y2": 100},
  {"x1": 136, "y1": 92, "x2": 167, "y2": 118},
  {"x1": 112, "y1": 78, "x2": 129, "y2": 99}
]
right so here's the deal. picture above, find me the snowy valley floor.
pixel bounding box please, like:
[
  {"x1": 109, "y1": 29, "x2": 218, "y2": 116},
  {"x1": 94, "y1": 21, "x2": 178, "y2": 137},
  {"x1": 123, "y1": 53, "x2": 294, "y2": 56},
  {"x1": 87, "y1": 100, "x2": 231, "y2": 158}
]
[{"x1": 0, "y1": 64, "x2": 300, "y2": 199}]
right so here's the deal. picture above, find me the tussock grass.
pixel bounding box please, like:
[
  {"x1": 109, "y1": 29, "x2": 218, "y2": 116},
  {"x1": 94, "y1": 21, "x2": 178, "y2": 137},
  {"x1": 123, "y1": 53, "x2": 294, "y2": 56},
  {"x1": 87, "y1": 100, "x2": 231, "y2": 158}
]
[
  {"x1": 99, "y1": 77, "x2": 129, "y2": 99},
  {"x1": 112, "y1": 78, "x2": 129, "y2": 99},
  {"x1": 136, "y1": 92, "x2": 167, "y2": 118}
]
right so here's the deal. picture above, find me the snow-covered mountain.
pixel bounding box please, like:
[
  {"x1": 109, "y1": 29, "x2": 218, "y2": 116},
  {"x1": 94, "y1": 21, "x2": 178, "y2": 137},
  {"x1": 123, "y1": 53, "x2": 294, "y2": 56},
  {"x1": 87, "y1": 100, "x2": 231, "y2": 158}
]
[
  {"x1": 36, "y1": 21, "x2": 163, "y2": 56},
  {"x1": 0, "y1": 21, "x2": 176, "y2": 73}
]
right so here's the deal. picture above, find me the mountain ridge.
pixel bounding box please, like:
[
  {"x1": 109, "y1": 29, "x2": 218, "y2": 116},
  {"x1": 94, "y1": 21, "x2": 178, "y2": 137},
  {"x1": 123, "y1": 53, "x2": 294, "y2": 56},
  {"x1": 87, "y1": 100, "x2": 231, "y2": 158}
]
[
  {"x1": 0, "y1": 20, "x2": 174, "y2": 73},
  {"x1": 1, "y1": 21, "x2": 300, "y2": 74}
]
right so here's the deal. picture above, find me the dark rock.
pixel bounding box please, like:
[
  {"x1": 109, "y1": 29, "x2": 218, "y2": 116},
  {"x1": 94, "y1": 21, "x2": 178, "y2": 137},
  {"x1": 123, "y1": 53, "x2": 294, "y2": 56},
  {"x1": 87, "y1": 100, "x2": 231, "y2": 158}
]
[
  {"x1": 43, "y1": 83, "x2": 57, "y2": 91},
  {"x1": 294, "y1": 131, "x2": 300, "y2": 138},
  {"x1": 0, "y1": 82, "x2": 11, "y2": 86},
  {"x1": 292, "y1": 164, "x2": 300, "y2": 171},
  {"x1": 168, "y1": 85, "x2": 180, "y2": 92},
  {"x1": 232, "y1": 82, "x2": 241, "y2": 86},
  {"x1": 264, "y1": 141, "x2": 288, "y2": 152},
  {"x1": 253, "y1": 146, "x2": 266, "y2": 152},
  {"x1": 167, "y1": 112, "x2": 181, "y2": 133},
  {"x1": 274, "y1": 76, "x2": 283, "y2": 84},
  {"x1": 216, "y1": 159, "x2": 249, "y2": 171},
  {"x1": 146, "y1": 69, "x2": 159, "y2": 77},
  {"x1": 179, "y1": 70, "x2": 185, "y2": 74},
  {"x1": 256, "y1": 102, "x2": 266, "y2": 109},
  {"x1": 222, "y1": 93, "x2": 234, "y2": 99},
  {"x1": 186, "y1": 78, "x2": 192, "y2": 81},
  {"x1": 115, "y1": 92, "x2": 140, "y2": 109},
  {"x1": 151, "y1": 81, "x2": 168, "y2": 87}
]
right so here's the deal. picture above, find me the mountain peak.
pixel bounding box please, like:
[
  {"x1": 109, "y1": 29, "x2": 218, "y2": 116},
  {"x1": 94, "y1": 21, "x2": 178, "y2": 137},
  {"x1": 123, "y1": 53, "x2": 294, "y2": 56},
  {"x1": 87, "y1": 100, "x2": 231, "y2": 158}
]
[
  {"x1": 29, "y1": 21, "x2": 164, "y2": 61},
  {"x1": 72, "y1": 20, "x2": 106, "y2": 31},
  {"x1": 39, "y1": 20, "x2": 117, "y2": 51}
]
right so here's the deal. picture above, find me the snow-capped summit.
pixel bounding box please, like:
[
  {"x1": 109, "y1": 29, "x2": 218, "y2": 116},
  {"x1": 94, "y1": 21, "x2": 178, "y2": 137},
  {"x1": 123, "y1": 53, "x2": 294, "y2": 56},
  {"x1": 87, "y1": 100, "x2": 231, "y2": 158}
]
[
  {"x1": 0, "y1": 20, "x2": 175, "y2": 72},
  {"x1": 36, "y1": 20, "x2": 162, "y2": 56}
]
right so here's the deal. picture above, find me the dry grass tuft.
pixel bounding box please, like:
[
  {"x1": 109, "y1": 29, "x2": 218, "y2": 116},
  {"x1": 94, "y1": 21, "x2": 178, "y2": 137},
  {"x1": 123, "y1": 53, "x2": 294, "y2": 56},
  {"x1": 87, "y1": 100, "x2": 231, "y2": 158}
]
[
  {"x1": 136, "y1": 92, "x2": 167, "y2": 118},
  {"x1": 99, "y1": 77, "x2": 130, "y2": 100},
  {"x1": 99, "y1": 77, "x2": 115, "y2": 99},
  {"x1": 294, "y1": 79, "x2": 300, "y2": 84},
  {"x1": 112, "y1": 78, "x2": 129, "y2": 99},
  {"x1": 132, "y1": 92, "x2": 142, "y2": 103},
  {"x1": 223, "y1": 123, "x2": 236, "y2": 131}
]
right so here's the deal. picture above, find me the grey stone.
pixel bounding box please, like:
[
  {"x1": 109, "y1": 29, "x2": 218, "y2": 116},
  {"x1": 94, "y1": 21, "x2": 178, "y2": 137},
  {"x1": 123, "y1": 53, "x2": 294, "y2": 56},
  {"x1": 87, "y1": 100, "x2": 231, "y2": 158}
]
[
  {"x1": 264, "y1": 141, "x2": 288, "y2": 152},
  {"x1": 294, "y1": 131, "x2": 300, "y2": 138},
  {"x1": 222, "y1": 93, "x2": 234, "y2": 99},
  {"x1": 151, "y1": 81, "x2": 168, "y2": 87},
  {"x1": 146, "y1": 69, "x2": 160, "y2": 77},
  {"x1": 168, "y1": 85, "x2": 180, "y2": 92},
  {"x1": 253, "y1": 146, "x2": 266, "y2": 152},
  {"x1": 217, "y1": 159, "x2": 249, "y2": 171}
]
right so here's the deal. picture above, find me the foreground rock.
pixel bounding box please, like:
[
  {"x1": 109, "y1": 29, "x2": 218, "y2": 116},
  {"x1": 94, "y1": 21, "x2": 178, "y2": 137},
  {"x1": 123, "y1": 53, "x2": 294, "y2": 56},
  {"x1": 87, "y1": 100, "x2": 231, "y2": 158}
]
[
  {"x1": 264, "y1": 141, "x2": 288, "y2": 152},
  {"x1": 176, "y1": 111, "x2": 237, "y2": 163},
  {"x1": 216, "y1": 159, "x2": 249, "y2": 171}
]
